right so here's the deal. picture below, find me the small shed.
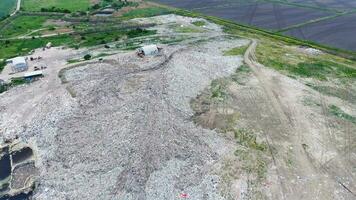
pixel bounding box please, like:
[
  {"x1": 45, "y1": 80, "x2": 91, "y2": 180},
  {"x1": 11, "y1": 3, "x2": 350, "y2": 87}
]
[
  {"x1": 11, "y1": 57, "x2": 28, "y2": 73},
  {"x1": 24, "y1": 70, "x2": 43, "y2": 81},
  {"x1": 137, "y1": 45, "x2": 159, "y2": 56}
]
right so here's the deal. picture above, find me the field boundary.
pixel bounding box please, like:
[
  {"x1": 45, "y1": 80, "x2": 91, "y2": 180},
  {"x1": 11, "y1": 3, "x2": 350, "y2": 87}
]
[{"x1": 276, "y1": 10, "x2": 356, "y2": 33}]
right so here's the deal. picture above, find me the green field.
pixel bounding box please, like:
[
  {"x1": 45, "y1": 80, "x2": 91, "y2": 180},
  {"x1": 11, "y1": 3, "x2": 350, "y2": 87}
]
[
  {"x1": 1, "y1": 16, "x2": 48, "y2": 38},
  {"x1": 122, "y1": 7, "x2": 172, "y2": 19},
  {"x1": 22, "y1": 0, "x2": 90, "y2": 12},
  {"x1": 0, "y1": 0, "x2": 16, "y2": 18}
]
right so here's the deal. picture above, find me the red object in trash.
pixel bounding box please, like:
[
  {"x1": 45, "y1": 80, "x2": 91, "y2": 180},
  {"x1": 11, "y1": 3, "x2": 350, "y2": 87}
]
[{"x1": 180, "y1": 193, "x2": 189, "y2": 198}]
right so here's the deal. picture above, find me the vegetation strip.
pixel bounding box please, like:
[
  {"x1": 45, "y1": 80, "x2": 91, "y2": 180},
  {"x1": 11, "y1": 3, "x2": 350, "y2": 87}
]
[{"x1": 169, "y1": 7, "x2": 356, "y2": 60}]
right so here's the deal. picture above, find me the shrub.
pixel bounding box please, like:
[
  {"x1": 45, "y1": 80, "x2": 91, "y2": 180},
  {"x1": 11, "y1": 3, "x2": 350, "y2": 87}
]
[{"x1": 84, "y1": 54, "x2": 91, "y2": 60}]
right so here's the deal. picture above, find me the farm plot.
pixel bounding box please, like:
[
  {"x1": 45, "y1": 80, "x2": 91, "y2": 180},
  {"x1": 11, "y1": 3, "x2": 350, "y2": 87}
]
[
  {"x1": 285, "y1": 13, "x2": 356, "y2": 51},
  {"x1": 196, "y1": 2, "x2": 332, "y2": 30},
  {"x1": 153, "y1": 0, "x2": 332, "y2": 30},
  {"x1": 289, "y1": 0, "x2": 356, "y2": 11},
  {"x1": 0, "y1": 0, "x2": 16, "y2": 18},
  {"x1": 152, "y1": 0, "x2": 257, "y2": 10},
  {"x1": 22, "y1": 0, "x2": 90, "y2": 12}
]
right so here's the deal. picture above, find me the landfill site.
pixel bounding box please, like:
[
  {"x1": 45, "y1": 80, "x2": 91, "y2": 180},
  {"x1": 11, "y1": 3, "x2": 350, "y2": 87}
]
[{"x1": 0, "y1": 14, "x2": 356, "y2": 200}]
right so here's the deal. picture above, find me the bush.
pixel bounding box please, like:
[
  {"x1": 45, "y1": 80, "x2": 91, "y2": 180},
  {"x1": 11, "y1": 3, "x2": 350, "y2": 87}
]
[
  {"x1": 127, "y1": 28, "x2": 156, "y2": 38},
  {"x1": 84, "y1": 54, "x2": 91, "y2": 60}
]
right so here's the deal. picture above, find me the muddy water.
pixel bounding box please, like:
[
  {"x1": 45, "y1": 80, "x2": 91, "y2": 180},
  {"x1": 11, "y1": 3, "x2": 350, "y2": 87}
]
[
  {"x1": 0, "y1": 154, "x2": 11, "y2": 180},
  {"x1": 0, "y1": 192, "x2": 32, "y2": 200},
  {"x1": 11, "y1": 147, "x2": 33, "y2": 164}
]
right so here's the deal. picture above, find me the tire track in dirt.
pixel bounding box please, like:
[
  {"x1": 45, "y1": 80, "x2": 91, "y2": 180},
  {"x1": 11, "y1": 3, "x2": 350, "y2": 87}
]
[{"x1": 243, "y1": 39, "x2": 349, "y2": 199}]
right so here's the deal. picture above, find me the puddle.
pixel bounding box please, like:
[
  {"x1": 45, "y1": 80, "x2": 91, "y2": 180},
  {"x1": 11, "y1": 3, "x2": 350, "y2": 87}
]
[
  {"x1": 11, "y1": 147, "x2": 33, "y2": 164},
  {"x1": 0, "y1": 144, "x2": 36, "y2": 200},
  {"x1": 0, "y1": 192, "x2": 32, "y2": 200},
  {"x1": 0, "y1": 154, "x2": 11, "y2": 180}
]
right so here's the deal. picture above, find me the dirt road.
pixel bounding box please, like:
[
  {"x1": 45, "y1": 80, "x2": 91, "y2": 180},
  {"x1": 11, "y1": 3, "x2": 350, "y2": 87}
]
[
  {"x1": 243, "y1": 39, "x2": 356, "y2": 199},
  {"x1": 10, "y1": 0, "x2": 21, "y2": 16}
]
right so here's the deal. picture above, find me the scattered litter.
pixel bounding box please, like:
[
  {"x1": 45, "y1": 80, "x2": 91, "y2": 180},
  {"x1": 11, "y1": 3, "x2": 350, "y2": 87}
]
[{"x1": 179, "y1": 193, "x2": 189, "y2": 198}]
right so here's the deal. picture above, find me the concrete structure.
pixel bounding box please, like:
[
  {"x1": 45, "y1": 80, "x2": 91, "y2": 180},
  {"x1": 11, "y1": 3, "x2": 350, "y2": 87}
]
[
  {"x1": 24, "y1": 70, "x2": 43, "y2": 81},
  {"x1": 11, "y1": 57, "x2": 28, "y2": 73},
  {"x1": 137, "y1": 45, "x2": 159, "y2": 56}
]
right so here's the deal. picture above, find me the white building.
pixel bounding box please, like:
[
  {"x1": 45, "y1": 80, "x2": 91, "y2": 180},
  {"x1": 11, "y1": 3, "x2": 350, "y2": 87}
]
[
  {"x1": 137, "y1": 45, "x2": 159, "y2": 56},
  {"x1": 11, "y1": 57, "x2": 28, "y2": 73}
]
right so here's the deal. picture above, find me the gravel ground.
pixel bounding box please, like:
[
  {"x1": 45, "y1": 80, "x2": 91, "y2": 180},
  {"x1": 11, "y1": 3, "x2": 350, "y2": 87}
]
[
  {"x1": 34, "y1": 38, "x2": 246, "y2": 200},
  {"x1": 0, "y1": 15, "x2": 248, "y2": 200}
]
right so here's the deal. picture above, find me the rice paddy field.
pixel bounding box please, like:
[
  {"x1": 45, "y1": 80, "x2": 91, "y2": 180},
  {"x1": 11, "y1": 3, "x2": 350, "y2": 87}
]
[
  {"x1": 153, "y1": 0, "x2": 356, "y2": 51},
  {"x1": 0, "y1": 0, "x2": 16, "y2": 18}
]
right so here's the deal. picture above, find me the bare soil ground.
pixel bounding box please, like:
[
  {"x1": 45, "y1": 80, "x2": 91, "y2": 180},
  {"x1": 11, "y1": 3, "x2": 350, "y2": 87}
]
[
  {"x1": 192, "y1": 39, "x2": 356, "y2": 199},
  {"x1": 0, "y1": 14, "x2": 355, "y2": 200}
]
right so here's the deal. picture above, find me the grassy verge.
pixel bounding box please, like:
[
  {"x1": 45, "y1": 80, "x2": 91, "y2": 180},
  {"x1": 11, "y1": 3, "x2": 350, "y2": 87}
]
[
  {"x1": 328, "y1": 105, "x2": 356, "y2": 124},
  {"x1": 255, "y1": 39, "x2": 356, "y2": 80},
  {"x1": 192, "y1": 20, "x2": 206, "y2": 27},
  {"x1": 223, "y1": 45, "x2": 248, "y2": 56}
]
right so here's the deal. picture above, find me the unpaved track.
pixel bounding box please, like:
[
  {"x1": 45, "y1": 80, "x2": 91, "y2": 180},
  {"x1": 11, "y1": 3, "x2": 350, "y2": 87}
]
[
  {"x1": 10, "y1": 0, "x2": 21, "y2": 16},
  {"x1": 244, "y1": 39, "x2": 355, "y2": 199}
]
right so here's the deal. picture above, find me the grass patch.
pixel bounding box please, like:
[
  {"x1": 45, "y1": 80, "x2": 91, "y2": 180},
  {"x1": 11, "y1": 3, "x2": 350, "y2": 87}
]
[
  {"x1": 192, "y1": 20, "x2": 206, "y2": 27},
  {"x1": 328, "y1": 105, "x2": 356, "y2": 124},
  {"x1": 230, "y1": 65, "x2": 252, "y2": 85},
  {"x1": 0, "y1": 34, "x2": 73, "y2": 59},
  {"x1": 210, "y1": 79, "x2": 227, "y2": 101},
  {"x1": 23, "y1": 0, "x2": 90, "y2": 12},
  {"x1": 1, "y1": 16, "x2": 48, "y2": 38},
  {"x1": 234, "y1": 129, "x2": 267, "y2": 152},
  {"x1": 233, "y1": 129, "x2": 269, "y2": 182},
  {"x1": 255, "y1": 39, "x2": 356, "y2": 80},
  {"x1": 307, "y1": 84, "x2": 356, "y2": 103},
  {"x1": 78, "y1": 28, "x2": 156, "y2": 47},
  {"x1": 67, "y1": 58, "x2": 80, "y2": 64},
  {"x1": 223, "y1": 45, "x2": 248, "y2": 56},
  {"x1": 10, "y1": 77, "x2": 26, "y2": 86},
  {"x1": 175, "y1": 25, "x2": 202, "y2": 33},
  {"x1": 121, "y1": 7, "x2": 172, "y2": 19}
]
